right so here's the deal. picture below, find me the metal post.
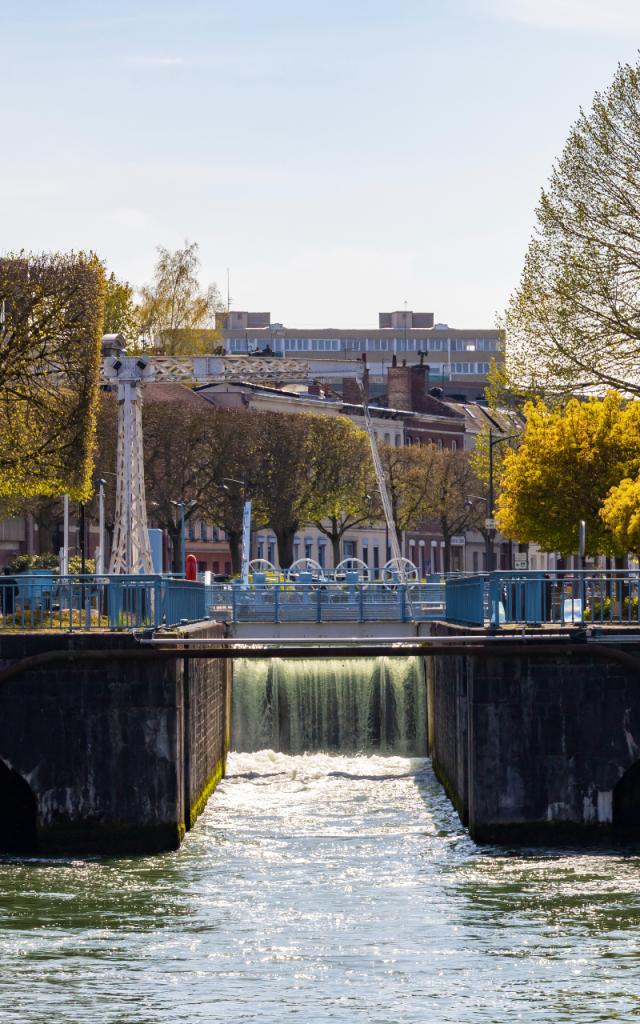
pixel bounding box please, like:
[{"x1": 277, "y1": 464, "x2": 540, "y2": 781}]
[
  {"x1": 180, "y1": 502, "x2": 186, "y2": 578},
  {"x1": 487, "y1": 429, "x2": 494, "y2": 572},
  {"x1": 62, "y1": 494, "x2": 69, "y2": 576},
  {"x1": 578, "y1": 519, "x2": 586, "y2": 570},
  {"x1": 79, "y1": 503, "x2": 86, "y2": 576},
  {"x1": 97, "y1": 479, "x2": 105, "y2": 575}
]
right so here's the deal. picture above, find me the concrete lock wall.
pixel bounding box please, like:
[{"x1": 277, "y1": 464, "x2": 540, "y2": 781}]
[
  {"x1": 427, "y1": 647, "x2": 640, "y2": 844},
  {"x1": 0, "y1": 624, "x2": 230, "y2": 855}
]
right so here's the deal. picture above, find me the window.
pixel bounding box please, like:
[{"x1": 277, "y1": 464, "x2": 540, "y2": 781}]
[
  {"x1": 344, "y1": 540, "x2": 356, "y2": 558},
  {"x1": 188, "y1": 520, "x2": 196, "y2": 541},
  {"x1": 395, "y1": 434, "x2": 401, "y2": 447},
  {"x1": 472, "y1": 552, "x2": 479, "y2": 573},
  {"x1": 225, "y1": 561, "x2": 231, "y2": 575},
  {"x1": 256, "y1": 541, "x2": 263, "y2": 560},
  {"x1": 200, "y1": 522, "x2": 208, "y2": 541},
  {"x1": 213, "y1": 560, "x2": 220, "y2": 573},
  {"x1": 318, "y1": 544, "x2": 326, "y2": 568},
  {"x1": 373, "y1": 546, "x2": 380, "y2": 571},
  {"x1": 305, "y1": 540, "x2": 313, "y2": 559},
  {"x1": 267, "y1": 542, "x2": 276, "y2": 564},
  {"x1": 198, "y1": 561, "x2": 207, "y2": 573},
  {"x1": 452, "y1": 440, "x2": 457, "y2": 451}
]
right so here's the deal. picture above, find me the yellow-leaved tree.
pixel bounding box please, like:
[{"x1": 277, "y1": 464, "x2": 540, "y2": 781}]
[
  {"x1": 496, "y1": 393, "x2": 640, "y2": 557},
  {"x1": 601, "y1": 478, "x2": 640, "y2": 556},
  {"x1": 0, "y1": 252, "x2": 105, "y2": 501}
]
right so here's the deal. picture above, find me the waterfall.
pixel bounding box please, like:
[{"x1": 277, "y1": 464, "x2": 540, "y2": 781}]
[{"x1": 232, "y1": 657, "x2": 427, "y2": 755}]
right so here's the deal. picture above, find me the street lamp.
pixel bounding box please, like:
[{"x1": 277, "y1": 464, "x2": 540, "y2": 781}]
[
  {"x1": 96, "y1": 479, "x2": 106, "y2": 575},
  {"x1": 220, "y1": 478, "x2": 251, "y2": 580},
  {"x1": 220, "y1": 477, "x2": 246, "y2": 500},
  {"x1": 170, "y1": 499, "x2": 196, "y2": 577},
  {"x1": 486, "y1": 429, "x2": 520, "y2": 572}
]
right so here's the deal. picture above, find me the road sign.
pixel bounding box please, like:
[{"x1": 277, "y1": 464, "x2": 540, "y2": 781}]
[
  {"x1": 450, "y1": 535, "x2": 465, "y2": 546},
  {"x1": 484, "y1": 517, "x2": 496, "y2": 530},
  {"x1": 513, "y1": 553, "x2": 528, "y2": 570}
]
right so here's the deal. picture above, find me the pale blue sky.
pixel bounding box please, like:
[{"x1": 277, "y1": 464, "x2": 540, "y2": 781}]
[{"x1": 1, "y1": 0, "x2": 639, "y2": 327}]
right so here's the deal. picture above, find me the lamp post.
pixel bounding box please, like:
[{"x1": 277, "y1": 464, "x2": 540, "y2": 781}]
[
  {"x1": 96, "y1": 479, "x2": 106, "y2": 575},
  {"x1": 170, "y1": 500, "x2": 195, "y2": 577},
  {"x1": 486, "y1": 429, "x2": 520, "y2": 572},
  {"x1": 221, "y1": 477, "x2": 246, "y2": 501},
  {"x1": 79, "y1": 502, "x2": 86, "y2": 575},
  {"x1": 221, "y1": 478, "x2": 251, "y2": 580}
]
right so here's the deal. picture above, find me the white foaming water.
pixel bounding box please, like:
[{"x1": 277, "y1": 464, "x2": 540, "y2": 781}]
[{"x1": 232, "y1": 656, "x2": 427, "y2": 755}]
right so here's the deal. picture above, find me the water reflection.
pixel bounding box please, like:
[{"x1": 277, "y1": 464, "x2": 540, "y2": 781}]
[{"x1": 0, "y1": 752, "x2": 639, "y2": 1024}]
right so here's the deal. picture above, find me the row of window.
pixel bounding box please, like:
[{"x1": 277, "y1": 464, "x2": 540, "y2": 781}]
[
  {"x1": 228, "y1": 337, "x2": 498, "y2": 355},
  {"x1": 187, "y1": 523, "x2": 224, "y2": 542},
  {"x1": 450, "y1": 362, "x2": 491, "y2": 374}
]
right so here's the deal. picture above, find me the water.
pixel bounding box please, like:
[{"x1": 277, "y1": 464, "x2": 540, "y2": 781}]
[
  {"x1": 1, "y1": 750, "x2": 640, "y2": 1023},
  {"x1": 232, "y1": 656, "x2": 427, "y2": 755}
]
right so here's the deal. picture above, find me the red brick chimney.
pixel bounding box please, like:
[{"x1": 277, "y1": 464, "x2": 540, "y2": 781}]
[{"x1": 387, "y1": 358, "x2": 430, "y2": 412}]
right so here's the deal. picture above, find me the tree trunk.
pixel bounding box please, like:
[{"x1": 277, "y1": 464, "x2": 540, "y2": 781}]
[
  {"x1": 228, "y1": 529, "x2": 242, "y2": 576},
  {"x1": 331, "y1": 534, "x2": 341, "y2": 568},
  {"x1": 167, "y1": 523, "x2": 181, "y2": 573},
  {"x1": 274, "y1": 527, "x2": 296, "y2": 570},
  {"x1": 442, "y1": 536, "x2": 451, "y2": 573}
]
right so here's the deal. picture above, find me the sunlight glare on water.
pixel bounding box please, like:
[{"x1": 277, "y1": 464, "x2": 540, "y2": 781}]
[{"x1": 1, "y1": 751, "x2": 640, "y2": 1023}]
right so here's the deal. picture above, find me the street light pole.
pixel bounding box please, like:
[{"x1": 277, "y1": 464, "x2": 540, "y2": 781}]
[
  {"x1": 170, "y1": 500, "x2": 192, "y2": 577},
  {"x1": 487, "y1": 431, "x2": 495, "y2": 572},
  {"x1": 486, "y1": 428, "x2": 520, "y2": 572},
  {"x1": 97, "y1": 479, "x2": 106, "y2": 575}
]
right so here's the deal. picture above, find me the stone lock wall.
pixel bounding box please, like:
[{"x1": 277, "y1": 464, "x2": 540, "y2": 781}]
[
  {"x1": 0, "y1": 623, "x2": 230, "y2": 855},
  {"x1": 427, "y1": 646, "x2": 640, "y2": 844}
]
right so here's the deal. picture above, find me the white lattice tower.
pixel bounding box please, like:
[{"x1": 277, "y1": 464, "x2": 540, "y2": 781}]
[
  {"x1": 105, "y1": 358, "x2": 155, "y2": 574},
  {"x1": 100, "y1": 352, "x2": 368, "y2": 575}
]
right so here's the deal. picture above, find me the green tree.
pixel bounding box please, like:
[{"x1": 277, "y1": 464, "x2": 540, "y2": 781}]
[
  {"x1": 422, "y1": 449, "x2": 485, "y2": 572},
  {"x1": 503, "y1": 60, "x2": 640, "y2": 399},
  {"x1": 379, "y1": 443, "x2": 438, "y2": 539},
  {"x1": 103, "y1": 272, "x2": 141, "y2": 346},
  {"x1": 306, "y1": 417, "x2": 375, "y2": 566},
  {"x1": 249, "y1": 412, "x2": 320, "y2": 568},
  {"x1": 197, "y1": 408, "x2": 263, "y2": 574},
  {"x1": 139, "y1": 241, "x2": 224, "y2": 355},
  {"x1": 140, "y1": 396, "x2": 211, "y2": 570},
  {"x1": 495, "y1": 393, "x2": 640, "y2": 556},
  {"x1": 0, "y1": 251, "x2": 104, "y2": 501}
]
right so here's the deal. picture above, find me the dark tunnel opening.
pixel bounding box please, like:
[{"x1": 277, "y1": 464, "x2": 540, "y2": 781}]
[{"x1": 0, "y1": 760, "x2": 37, "y2": 853}]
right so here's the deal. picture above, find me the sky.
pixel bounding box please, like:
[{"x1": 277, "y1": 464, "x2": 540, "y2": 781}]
[{"x1": 1, "y1": 0, "x2": 639, "y2": 329}]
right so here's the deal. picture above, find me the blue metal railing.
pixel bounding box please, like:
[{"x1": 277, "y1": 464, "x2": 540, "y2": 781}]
[
  {"x1": 488, "y1": 571, "x2": 640, "y2": 627},
  {"x1": 445, "y1": 574, "x2": 488, "y2": 626},
  {"x1": 4, "y1": 569, "x2": 639, "y2": 632},
  {"x1": 445, "y1": 570, "x2": 640, "y2": 628},
  {"x1": 205, "y1": 580, "x2": 446, "y2": 624},
  {"x1": 0, "y1": 574, "x2": 205, "y2": 632}
]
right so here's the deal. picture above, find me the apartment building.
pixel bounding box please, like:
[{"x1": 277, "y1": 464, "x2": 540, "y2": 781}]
[{"x1": 215, "y1": 308, "x2": 501, "y2": 398}]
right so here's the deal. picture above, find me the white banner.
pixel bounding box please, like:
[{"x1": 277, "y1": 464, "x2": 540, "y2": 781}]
[{"x1": 241, "y1": 500, "x2": 252, "y2": 584}]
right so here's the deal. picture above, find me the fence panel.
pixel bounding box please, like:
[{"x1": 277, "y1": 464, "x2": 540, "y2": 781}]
[{"x1": 445, "y1": 575, "x2": 487, "y2": 626}]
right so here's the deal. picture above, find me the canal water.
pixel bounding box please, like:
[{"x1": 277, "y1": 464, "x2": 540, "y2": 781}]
[{"x1": 1, "y1": 750, "x2": 640, "y2": 1023}]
